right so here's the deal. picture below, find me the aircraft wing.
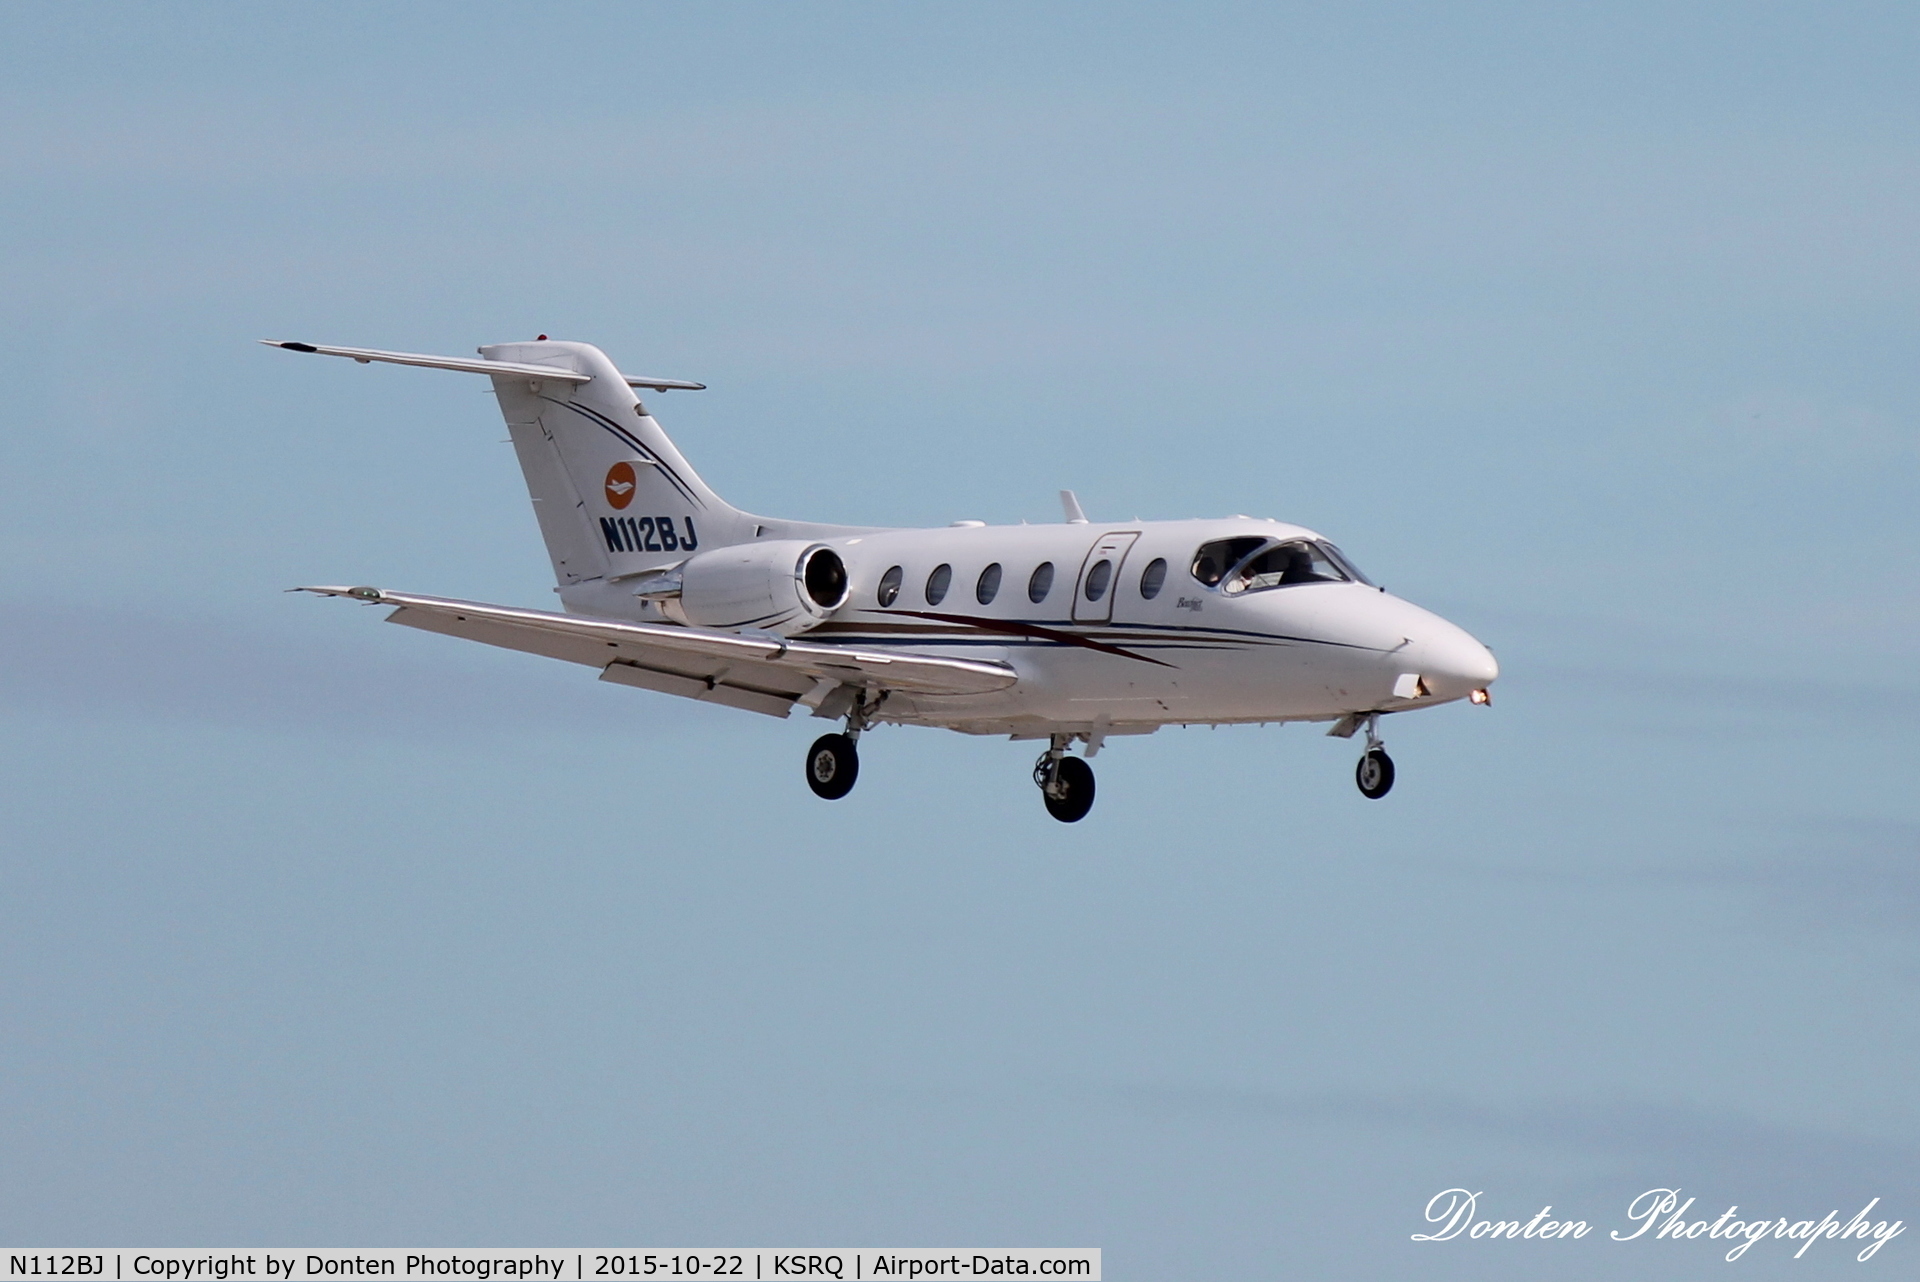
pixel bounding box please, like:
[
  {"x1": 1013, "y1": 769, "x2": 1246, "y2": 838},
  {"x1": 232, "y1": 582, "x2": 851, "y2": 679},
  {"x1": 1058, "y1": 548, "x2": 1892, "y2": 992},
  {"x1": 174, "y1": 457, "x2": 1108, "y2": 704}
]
[{"x1": 298, "y1": 586, "x2": 1016, "y2": 718}]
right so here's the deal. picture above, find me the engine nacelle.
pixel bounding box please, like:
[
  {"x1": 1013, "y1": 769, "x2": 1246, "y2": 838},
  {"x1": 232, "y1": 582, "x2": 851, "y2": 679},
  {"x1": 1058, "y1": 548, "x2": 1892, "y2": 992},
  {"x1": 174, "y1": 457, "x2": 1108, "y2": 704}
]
[{"x1": 666, "y1": 540, "x2": 850, "y2": 635}]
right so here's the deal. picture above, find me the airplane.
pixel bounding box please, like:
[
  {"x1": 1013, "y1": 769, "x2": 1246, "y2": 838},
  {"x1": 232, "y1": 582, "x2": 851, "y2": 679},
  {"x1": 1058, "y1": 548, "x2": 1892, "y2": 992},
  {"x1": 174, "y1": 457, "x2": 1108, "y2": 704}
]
[{"x1": 267, "y1": 336, "x2": 1498, "y2": 822}]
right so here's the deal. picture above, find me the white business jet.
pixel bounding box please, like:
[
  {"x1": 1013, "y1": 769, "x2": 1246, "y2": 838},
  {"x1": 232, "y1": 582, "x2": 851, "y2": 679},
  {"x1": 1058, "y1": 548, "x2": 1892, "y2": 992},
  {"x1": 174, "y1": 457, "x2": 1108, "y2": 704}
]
[{"x1": 268, "y1": 337, "x2": 1497, "y2": 822}]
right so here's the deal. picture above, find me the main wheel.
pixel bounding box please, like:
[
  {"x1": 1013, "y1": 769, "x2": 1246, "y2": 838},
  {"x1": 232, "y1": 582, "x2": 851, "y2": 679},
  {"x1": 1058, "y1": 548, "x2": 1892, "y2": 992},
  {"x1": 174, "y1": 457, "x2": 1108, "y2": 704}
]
[
  {"x1": 1356, "y1": 748, "x2": 1395, "y2": 799},
  {"x1": 1043, "y1": 756, "x2": 1096, "y2": 823},
  {"x1": 805, "y1": 733, "x2": 859, "y2": 800}
]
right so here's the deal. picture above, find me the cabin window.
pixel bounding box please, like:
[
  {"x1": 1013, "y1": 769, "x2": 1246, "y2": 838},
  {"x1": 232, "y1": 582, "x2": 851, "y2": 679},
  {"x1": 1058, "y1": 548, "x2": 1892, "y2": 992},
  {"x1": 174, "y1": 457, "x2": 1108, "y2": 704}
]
[
  {"x1": 976, "y1": 562, "x2": 1002, "y2": 605},
  {"x1": 926, "y1": 563, "x2": 953, "y2": 605},
  {"x1": 1139, "y1": 557, "x2": 1168, "y2": 600},
  {"x1": 1189, "y1": 537, "x2": 1267, "y2": 587},
  {"x1": 1084, "y1": 559, "x2": 1113, "y2": 602},
  {"x1": 1028, "y1": 562, "x2": 1055, "y2": 603},
  {"x1": 1225, "y1": 539, "x2": 1351, "y2": 594},
  {"x1": 876, "y1": 565, "x2": 903, "y2": 607}
]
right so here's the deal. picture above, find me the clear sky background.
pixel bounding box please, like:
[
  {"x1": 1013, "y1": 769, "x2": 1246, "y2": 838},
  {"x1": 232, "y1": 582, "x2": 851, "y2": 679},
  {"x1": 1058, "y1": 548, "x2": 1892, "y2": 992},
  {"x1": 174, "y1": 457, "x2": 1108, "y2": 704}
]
[{"x1": 1, "y1": 3, "x2": 1916, "y2": 1277}]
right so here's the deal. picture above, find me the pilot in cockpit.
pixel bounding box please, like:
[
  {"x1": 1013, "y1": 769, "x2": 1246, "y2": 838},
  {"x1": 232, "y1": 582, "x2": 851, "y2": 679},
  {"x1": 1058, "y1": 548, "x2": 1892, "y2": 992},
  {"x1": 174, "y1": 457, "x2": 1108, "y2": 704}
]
[
  {"x1": 1190, "y1": 535, "x2": 1369, "y2": 596},
  {"x1": 1277, "y1": 542, "x2": 1319, "y2": 584}
]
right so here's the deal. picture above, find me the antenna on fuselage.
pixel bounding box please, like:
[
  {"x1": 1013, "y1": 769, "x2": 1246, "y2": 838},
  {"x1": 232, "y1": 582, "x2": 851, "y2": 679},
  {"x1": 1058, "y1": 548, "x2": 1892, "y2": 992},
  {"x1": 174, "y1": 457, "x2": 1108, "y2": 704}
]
[{"x1": 1059, "y1": 490, "x2": 1089, "y2": 524}]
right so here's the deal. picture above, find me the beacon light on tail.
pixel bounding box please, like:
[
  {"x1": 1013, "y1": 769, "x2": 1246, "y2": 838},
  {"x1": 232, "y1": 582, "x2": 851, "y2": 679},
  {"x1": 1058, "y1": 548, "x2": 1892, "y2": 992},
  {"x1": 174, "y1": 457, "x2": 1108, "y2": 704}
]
[{"x1": 268, "y1": 336, "x2": 1496, "y2": 822}]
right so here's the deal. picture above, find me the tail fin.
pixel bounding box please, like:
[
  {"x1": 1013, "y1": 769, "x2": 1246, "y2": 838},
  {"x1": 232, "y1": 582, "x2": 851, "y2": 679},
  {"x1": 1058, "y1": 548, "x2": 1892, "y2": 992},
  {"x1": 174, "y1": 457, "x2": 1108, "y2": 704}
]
[
  {"x1": 265, "y1": 336, "x2": 864, "y2": 596},
  {"x1": 480, "y1": 340, "x2": 748, "y2": 586}
]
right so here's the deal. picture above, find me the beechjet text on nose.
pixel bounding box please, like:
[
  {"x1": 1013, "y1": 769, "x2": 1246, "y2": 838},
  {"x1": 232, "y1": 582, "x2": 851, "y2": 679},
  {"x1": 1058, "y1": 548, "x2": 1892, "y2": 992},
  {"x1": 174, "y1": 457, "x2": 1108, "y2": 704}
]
[{"x1": 266, "y1": 337, "x2": 1497, "y2": 822}]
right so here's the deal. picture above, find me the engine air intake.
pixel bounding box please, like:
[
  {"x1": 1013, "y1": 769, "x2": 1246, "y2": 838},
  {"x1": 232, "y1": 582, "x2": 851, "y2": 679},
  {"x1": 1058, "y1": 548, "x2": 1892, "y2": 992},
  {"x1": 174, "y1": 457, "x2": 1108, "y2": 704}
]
[
  {"x1": 669, "y1": 540, "x2": 851, "y2": 636},
  {"x1": 802, "y1": 546, "x2": 849, "y2": 610}
]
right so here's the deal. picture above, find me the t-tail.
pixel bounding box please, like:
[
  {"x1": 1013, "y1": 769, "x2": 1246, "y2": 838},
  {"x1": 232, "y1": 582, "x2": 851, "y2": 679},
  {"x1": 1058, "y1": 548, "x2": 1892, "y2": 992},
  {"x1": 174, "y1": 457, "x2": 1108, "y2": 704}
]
[
  {"x1": 261, "y1": 337, "x2": 860, "y2": 609},
  {"x1": 481, "y1": 339, "x2": 742, "y2": 587}
]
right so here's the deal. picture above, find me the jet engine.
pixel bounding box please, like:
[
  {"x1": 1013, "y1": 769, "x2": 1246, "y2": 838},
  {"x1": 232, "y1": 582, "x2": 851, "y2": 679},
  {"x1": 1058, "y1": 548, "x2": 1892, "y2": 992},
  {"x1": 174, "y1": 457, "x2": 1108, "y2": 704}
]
[{"x1": 664, "y1": 540, "x2": 850, "y2": 635}]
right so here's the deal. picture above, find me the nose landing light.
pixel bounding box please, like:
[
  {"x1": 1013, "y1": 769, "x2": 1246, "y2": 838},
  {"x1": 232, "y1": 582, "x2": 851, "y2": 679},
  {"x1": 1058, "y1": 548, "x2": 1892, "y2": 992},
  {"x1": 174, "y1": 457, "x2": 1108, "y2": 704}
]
[{"x1": 1470, "y1": 688, "x2": 1492, "y2": 705}]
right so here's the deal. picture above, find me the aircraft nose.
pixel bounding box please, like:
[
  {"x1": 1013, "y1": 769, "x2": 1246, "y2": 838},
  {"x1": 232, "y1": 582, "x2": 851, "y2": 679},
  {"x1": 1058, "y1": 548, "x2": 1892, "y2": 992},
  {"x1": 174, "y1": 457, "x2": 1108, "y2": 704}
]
[{"x1": 1417, "y1": 620, "x2": 1499, "y2": 698}]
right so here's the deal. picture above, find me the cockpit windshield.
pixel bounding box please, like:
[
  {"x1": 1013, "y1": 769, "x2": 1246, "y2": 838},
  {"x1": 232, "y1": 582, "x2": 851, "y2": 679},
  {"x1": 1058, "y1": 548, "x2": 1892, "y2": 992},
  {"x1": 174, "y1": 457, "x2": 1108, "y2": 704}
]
[
  {"x1": 1319, "y1": 543, "x2": 1373, "y2": 586},
  {"x1": 1190, "y1": 536, "x2": 1369, "y2": 594},
  {"x1": 1226, "y1": 539, "x2": 1348, "y2": 592}
]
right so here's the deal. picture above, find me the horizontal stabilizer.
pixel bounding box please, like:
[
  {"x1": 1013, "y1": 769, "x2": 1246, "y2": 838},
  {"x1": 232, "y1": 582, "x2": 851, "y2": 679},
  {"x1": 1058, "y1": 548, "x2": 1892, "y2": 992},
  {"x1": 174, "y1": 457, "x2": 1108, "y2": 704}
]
[
  {"x1": 260, "y1": 340, "x2": 591, "y2": 382},
  {"x1": 624, "y1": 375, "x2": 707, "y2": 392},
  {"x1": 260, "y1": 340, "x2": 707, "y2": 391}
]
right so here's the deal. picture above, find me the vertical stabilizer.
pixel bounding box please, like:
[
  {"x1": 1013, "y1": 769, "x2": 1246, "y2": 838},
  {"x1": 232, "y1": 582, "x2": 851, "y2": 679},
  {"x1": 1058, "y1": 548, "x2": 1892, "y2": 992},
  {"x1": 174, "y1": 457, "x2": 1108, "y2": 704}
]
[{"x1": 481, "y1": 341, "x2": 749, "y2": 586}]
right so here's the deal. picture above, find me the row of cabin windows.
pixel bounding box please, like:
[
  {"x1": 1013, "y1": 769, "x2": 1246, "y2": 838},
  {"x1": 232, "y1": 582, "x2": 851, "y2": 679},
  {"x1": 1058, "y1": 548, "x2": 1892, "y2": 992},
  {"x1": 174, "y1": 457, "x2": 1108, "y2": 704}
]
[
  {"x1": 867, "y1": 538, "x2": 1366, "y2": 611},
  {"x1": 874, "y1": 557, "x2": 1172, "y2": 609}
]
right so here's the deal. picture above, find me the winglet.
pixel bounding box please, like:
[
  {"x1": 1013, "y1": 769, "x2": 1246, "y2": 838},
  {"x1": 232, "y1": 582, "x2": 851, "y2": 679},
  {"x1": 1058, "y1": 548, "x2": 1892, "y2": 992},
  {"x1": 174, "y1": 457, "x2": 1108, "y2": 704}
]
[{"x1": 1060, "y1": 490, "x2": 1089, "y2": 524}]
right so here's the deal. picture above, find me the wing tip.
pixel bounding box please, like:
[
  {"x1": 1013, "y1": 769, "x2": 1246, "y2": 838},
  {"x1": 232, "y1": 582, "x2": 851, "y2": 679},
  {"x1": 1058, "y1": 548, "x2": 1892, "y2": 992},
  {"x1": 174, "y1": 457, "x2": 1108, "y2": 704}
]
[{"x1": 294, "y1": 585, "x2": 386, "y2": 602}]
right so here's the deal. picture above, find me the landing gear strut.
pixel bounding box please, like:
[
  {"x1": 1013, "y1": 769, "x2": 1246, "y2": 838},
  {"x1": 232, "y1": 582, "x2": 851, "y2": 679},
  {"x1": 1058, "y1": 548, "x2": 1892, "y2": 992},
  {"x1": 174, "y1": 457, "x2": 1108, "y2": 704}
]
[
  {"x1": 1354, "y1": 715, "x2": 1394, "y2": 799},
  {"x1": 805, "y1": 692, "x2": 880, "y2": 801},
  {"x1": 1033, "y1": 734, "x2": 1096, "y2": 823}
]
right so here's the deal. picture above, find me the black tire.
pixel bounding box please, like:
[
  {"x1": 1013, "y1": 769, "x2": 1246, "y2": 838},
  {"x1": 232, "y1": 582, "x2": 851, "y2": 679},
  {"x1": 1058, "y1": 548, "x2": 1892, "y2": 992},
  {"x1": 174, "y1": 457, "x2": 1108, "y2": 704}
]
[
  {"x1": 1043, "y1": 756, "x2": 1096, "y2": 823},
  {"x1": 1356, "y1": 748, "x2": 1395, "y2": 799},
  {"x1": 806, "y1": 733, "x2": 859, "y2": 800}
]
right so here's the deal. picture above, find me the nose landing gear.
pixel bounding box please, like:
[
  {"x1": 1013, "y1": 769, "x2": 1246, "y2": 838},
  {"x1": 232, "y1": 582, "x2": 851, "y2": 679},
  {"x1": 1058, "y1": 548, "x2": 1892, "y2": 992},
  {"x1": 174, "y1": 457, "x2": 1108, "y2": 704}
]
[
  {"x1": 1034, "y1": 734, "x2": 1096, "y2": 823},
  {"x1": 1353, "y1": 714, "x2": 1394, "y2": 799},
  {"x1": 1356, "y1": 747, "x2": 1394, "y2": 799}
]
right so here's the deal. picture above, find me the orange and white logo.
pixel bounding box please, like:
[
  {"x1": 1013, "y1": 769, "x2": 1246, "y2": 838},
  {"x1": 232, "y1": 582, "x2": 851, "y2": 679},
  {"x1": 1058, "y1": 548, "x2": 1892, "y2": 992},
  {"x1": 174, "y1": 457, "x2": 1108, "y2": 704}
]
[{"x1": 604, "y1": 461, "x2": 637, "y2": 509}]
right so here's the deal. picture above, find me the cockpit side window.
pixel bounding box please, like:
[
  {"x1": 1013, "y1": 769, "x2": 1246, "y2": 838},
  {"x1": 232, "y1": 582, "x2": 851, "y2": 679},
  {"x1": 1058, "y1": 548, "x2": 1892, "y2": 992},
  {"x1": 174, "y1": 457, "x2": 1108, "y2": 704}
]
[
  {"x1": 1189, "y1": 537, "x2": 1267, "y2": 587},
  {"x1": 1225, "y1": 539, "x2": 1350, "y2": 594}
]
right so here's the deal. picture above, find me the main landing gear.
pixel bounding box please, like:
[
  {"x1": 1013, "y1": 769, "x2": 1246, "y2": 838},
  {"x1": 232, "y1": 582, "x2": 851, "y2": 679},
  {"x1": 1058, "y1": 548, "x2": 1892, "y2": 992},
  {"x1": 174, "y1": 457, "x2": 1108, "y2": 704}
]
[
  {"x1": 1034, "y1": 734, "x2": 1096, "y2": 823},
  {"x1": 805, "y1": 732, "x2": 859, "y2": 800},
  {"x1": 803, "y1": 696, "x2": 1101, "y2": 823},
  {"x1": 804, "y1": 693, "x2": 881, "y2": 801},
  {"x1": 805, "y1": 715, "x2": 1394, "y2": 810},
  {"x1": 1354, "y1": 714, "x2": 1394, "y2": 800}
]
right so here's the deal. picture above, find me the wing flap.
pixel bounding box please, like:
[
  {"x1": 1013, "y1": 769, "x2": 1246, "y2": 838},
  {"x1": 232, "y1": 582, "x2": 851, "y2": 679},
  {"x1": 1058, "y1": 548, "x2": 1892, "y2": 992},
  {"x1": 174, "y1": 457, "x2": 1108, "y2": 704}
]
[{"x1": 599, "y1": 659, "x2": 798, "y2": 718}]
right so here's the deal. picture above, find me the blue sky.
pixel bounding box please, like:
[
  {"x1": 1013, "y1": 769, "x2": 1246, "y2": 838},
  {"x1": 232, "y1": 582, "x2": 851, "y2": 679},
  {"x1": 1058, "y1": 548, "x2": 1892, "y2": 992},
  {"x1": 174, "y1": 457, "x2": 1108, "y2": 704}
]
[{"x1": 1, "y1": 4, "x2": 1916, "y2": 1277}]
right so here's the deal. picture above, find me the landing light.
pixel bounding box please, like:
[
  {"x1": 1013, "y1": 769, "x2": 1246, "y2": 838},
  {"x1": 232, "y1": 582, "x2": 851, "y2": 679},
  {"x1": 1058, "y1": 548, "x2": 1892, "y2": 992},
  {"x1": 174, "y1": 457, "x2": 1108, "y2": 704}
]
[{"x1": 1470, "y1": 688, "x2": 1492, "y2": 706}]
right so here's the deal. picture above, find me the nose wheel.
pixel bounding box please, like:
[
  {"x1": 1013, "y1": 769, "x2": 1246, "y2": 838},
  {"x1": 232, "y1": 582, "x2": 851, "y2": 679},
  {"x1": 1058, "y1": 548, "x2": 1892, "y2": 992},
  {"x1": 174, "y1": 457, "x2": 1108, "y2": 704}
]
[
  {"x1": 1356, "y1": 748, "x2": 1394, "y2": 798},
  {"x1": 1353, "y1": 713, "x2": 1394, "y2": 799},
  {"x1": 1034, "y1": 736, "x2": 1096, "y2": 822}
]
